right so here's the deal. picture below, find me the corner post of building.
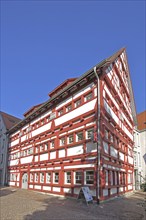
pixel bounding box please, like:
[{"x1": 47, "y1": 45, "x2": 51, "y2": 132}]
[{"x1": 93, "y1": 66, "x2": 101, "y2": 204}]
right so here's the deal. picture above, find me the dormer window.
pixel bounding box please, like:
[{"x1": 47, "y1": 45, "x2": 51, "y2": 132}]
[
  {"x1": 66, "y1": 104, "x2": 72, "y2": 112},
  {"x1": 85, "y1": 92, "x2": 92, "y2": 102}
]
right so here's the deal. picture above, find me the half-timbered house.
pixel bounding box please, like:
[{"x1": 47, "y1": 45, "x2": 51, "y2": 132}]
[{"x1": 7, "y1": 48, "x2": 136, "y2": 201}]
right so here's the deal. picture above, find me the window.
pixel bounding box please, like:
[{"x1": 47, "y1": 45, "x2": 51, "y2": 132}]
[
  {"x1": 105, "y1": 129, "x2": 108, "y2": 140},
  {"x1": 75, "y1": 171, "x2": 82, "y2": 184},
  {"x1": 28, "y1": 148, "x2": 33, "y2": 155},
  {"x1": 110, "y1": 134, "x2": 114, "y2": 143},
  {"x1": 66, "y1": 104, "x2": 72, "y2": 112},
  {"x1": 35, "y1": 173, "x2": 38, "y2": 182},
  {"x1": 54, "y1": 172, "x2": 59, "y2": 183},
  {"x1": 75, "y1": 99, "x2": 81, "y2": 107},
  {"x1": 24, "y1": 150, "x2": 27, "y2": 156},
  {"x1": 30, "y1": 173, "x2": 33, "y2": 182},
  {"x1": 44, "y1": 143, "x2": 48, "y2": 151},
  {"x1": 46, "y1": 172, "x2": 51, "y2": 183},
  {"x1": 65, "y1": 171, "x2": 71, "y2": 184},
  {"x1": 40, "y1": 173, "x2": 44, "y2": 183},
  {"x1": 110, "y1": 171, "x2": 113, "y2": 185},
  {"x1": 50, "y1": 140, "x2": 55, "y2": 149},
  {"x1": 86, "y1": 129, "x2": 94, "y2": 139},
  {"x1": 60, "y1": 137, "x2": 65, "y2": 146},
  {"x1": 105, "y1": 170, "x2": 108, "y2": 186},
  {"x1": 76, "y1": 132, "x2": 83, "y2": 142},
  {"x1": 85, "y1": 92, "x2": 92, "y2": 101},
  {"x1": 68, "y1": 135, "x2": 74, "y2": 144},
  {"x1": 58, "y1": 109, "x2": 63, "y2": 116},
  {"x1": 114, "y1": 171, "x2": 118, "y2": 185},
  {"x1": 41, "y1": 119, "x2": 45, "y2": 125},
  {"x1": 36, "y1": 146, "x2": 39, "y2": 153},
  {"x1": 40, "y1": 145, "x2": 44, "y2": 152},
  {"x1": 85, "y1": 171, "x2": 94, "y2": 185}
]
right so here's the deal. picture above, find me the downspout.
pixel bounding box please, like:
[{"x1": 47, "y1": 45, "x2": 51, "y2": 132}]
[{"x1": 93, "y1": 66, "x2": 101, "y2": 204}]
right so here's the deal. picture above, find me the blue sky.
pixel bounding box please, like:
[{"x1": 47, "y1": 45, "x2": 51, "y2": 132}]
[{"x1": 1, "y1": 0, "x2": 145, "y2": 119}]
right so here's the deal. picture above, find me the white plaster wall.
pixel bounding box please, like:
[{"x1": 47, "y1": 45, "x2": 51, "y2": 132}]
[
  {"x1": 9, "y1": 182, "x2": 15, "y2": 186},
  {"x1": 119, "y1": 152, "x2": 124, "y2": 161},
  {"x1": 63, "y1": 188, "x2": 71, "y2": 193},
  {"x1": 20, "y1": 156, "x2": 33, "y2": 164},
  {"x1": 29, "y1": 185, "x2": 33, "y2": 188},
  {"x1": 67, "y1": 145, "x2": 83, "y2": 156},
  {"x1": 55, "y1": 99, "x2": 96, "y2": 126},
  {"x1": 9, "y1": 159, "x2": 19, "y2": 166},
  {"x1": 10, "y1": 139, "x2": 19, "y2": 147},
  {"x1": 43, "y1": 186, "x2": 51, "y2": 191},
  {"x1": 104, "y1": 101, "x2": 119, "y2": 124},
  {"x1": 128, "y1": 156, "x2": 133, "y2": 165},
  {"x1": 32, "y1": 123, "x2": 52, "y2": 137},
  {"x1": 50, "y1": 151, "x2": 56, "y2": 159},
  {"x1": 119, "y1": 187, "x2": 124, "y2": 192},
  {"x1": 103, "y1": 189, "x2": 108, "y2": 196},
  {"x1": 111, "y1": 188, "x2": 117, "y2": 195},
  {"x1": 58, "y1": 149, "x2": 65, "y2": 158},
  {"x1": 128, "y1": 185, "x2": 133, "y2": 190},
  {"x1": 35, "y1": 156, "x2": 38, "y2": 162},
  {"x1": 53, "y1": 187, "x2": 60, "y2": 192},
  {"x1": 40, "y1": 153, "x2": 48, "y2": 161},
  {"x1": 64, "y1": 164, "x2": 94, "y2": 169},
  {"x1": 34, "y1": 185, "x2": 41, "y2": 190}
]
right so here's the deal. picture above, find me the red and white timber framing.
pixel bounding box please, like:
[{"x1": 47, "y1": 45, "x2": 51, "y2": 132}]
[{"x1": 7, "y1": 48, "x2": 136, "y2": 202}]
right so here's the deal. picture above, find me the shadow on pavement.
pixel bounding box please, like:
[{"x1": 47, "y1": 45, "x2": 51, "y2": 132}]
[
  {"x1": 0, "y1": 186, "x2": 17, "y2": 197},
  {"x1": 23, "y1": 191, "x2": 146, "y2": 220}
]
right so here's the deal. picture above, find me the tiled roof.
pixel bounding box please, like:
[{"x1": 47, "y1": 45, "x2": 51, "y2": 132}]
[
  {"x1": 23, "y1": 103, "x2": 43, "y2": 117},
  {"x1": 8, "y1": 47, "x2": 137, "y2": 133},
  {"x1": 0, "y1": 111, "x2": 21, "y2": 130},
  {"x1": 137, "y1": 111, "x2": 146, "y2": 130}
]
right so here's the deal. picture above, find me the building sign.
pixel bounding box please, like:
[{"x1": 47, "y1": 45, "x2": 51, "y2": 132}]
[{"x1": 78, "y1": 187, "x2": 93, "y2": 205}]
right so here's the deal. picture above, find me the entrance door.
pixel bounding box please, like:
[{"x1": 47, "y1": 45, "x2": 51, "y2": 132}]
[{"x1": 22, "y1": 173, "x2": 28, "y2": 189}]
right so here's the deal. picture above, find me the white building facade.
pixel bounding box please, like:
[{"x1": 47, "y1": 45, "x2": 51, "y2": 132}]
[{"x1": 134, "y1": 111, "x2": 146, "y2": 190}]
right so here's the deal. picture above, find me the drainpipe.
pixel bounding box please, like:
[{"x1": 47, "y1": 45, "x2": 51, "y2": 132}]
[{"x1": 93, "y1": 66, "x2": 101, "y2": 204}]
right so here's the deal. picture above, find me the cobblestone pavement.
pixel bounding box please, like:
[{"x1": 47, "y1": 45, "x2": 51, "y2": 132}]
[{"x1": 0, "y1": 187, "x2": 146, "y2": 220}]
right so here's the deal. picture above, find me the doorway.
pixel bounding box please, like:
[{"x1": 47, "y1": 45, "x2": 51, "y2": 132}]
[{"x1": 22, "y1": 173, "x2": 28, "y2": 189}]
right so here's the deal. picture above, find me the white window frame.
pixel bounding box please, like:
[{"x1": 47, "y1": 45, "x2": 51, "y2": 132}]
[
  {"x1": 74, "y1": 171, "x2": 82, "y2": 185},
  {"x1": 40, "y1": 172, "x2": 44, "y2": 183},
  {"x1": 54, "y1": 172, "x2": 59, "y2": 184},
  {"x1": 75, "y1": 99, "x2": 81, "y2": 107},
  {"x1": 84, "y1": 170, "x2": 94, "y2": 185},
  {"x1": 76, "y1": 132, "x2": 83, "y2": 142},
  {"x1": 85, "y1": 92, "x2": 92, "y2": 102},
  {"x1": 68, "y1": 135, "x2": 74, "y2": 144},
  {"x1": 86, "y1": 129, "x2": 94, "y2": 140},
  {"x1": 65, "y1": 171, "x2": 71, "y2": 184},
  {"x1": 46, "y1": 172, "x2": 51, "y2": 183},
  {"x1": 60, "y1": 137, "x2": 65, "y2": 146}
]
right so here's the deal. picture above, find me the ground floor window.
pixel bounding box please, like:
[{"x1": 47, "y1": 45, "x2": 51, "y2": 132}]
[
  {"x1": 46, "y1": 172, "x2": 51, "y2": 183},
  {"x1": 85, "y1": 171, "x2": 94, "y2": 185},
  {"x1": 30, "y1": 173, "x2": 33, "y2": 182},
  {"x1": 35, "y1": 173, "x2": 38, "y2": 182},
  {"x1": 75, "y1": 171, "x2": 82, "y2": 184},
  {"x1": 54, "y1": 172, "x2": 59, "y2": 183},
  {"x1": 65, "y1": 171, "x2": 71, "y2": 184},
  {"x1": 40, "y1": 173, "x2": 44, "y2": 183}
]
